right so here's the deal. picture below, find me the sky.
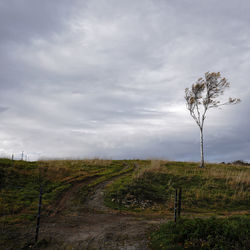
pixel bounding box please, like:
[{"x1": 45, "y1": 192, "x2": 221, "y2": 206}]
[{"x1": 0, "y1": 0, "x2": 249, "y2": 162}]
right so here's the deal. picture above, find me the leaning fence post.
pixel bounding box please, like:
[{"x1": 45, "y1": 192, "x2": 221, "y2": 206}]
[
  {"x1": 11, "y1": 154, "x2": 14, "y2": 167},
  {"x1": 35, "y1": 186, "x2": 42, "y2": 242},
  {"x1": 178, "y1": 187, "x2": 182, "y2": 218},
  {"x1": 174, "y1": 189, "x2": 178, "y2": 222}
]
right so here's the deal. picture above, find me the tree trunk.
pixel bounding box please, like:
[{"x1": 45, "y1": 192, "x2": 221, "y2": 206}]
[{"x1": 200, "y1": 127, "x2": 205, "y2": 168}]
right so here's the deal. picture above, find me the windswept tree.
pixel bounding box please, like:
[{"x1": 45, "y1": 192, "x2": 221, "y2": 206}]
[{"x1": 185, "y1": 72, "x2": 241, "y2": 168}]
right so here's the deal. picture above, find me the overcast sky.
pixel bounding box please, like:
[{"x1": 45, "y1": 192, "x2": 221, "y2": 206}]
[{"x1": 0, "y1": 0, "x2": 249, "y2": 162}]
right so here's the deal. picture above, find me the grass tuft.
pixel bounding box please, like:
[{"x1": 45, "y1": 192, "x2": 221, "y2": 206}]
[{"x1": 150, "y1": 215, "x2": 250, "y2": 250}]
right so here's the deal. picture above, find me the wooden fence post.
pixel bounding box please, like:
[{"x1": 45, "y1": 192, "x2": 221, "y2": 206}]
[
  {"x1": 11, "y1": 154, "x2": 14, "y2": 167},
  {"x1": 174, "y1": 189, "x2": 178, "y2": 222},
  {"x1": 178, "y1": 187, "x2": 182, "y2": 218},
  {"x1": 35, "y1": 186, "x2": 42, "y2": 242}
]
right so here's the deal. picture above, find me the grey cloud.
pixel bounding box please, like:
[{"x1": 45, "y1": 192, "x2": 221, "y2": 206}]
[
  {"x1": 0, "y1": 106, "x2": 8, "y2": 113},
  {"x1": 0, "y1": 0, "x2": 249, "y2": 161},
  {"x1": 0, "y1": 0, "x2": 78, "y2": 43}
]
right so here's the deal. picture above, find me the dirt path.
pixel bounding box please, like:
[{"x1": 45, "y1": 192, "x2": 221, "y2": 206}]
[
  {"x1": 51, "y1": 175, "x2": 100, "y2": 216},
  {"x1": 84, "y1": 178, "x2": 116, "y2": 212},
  {"x1": 84, "y1": 163, "x2": 137, "y2": 212},
  {"x1": 84, "y1": 169, "x2": 129, "y2": 212},
  {"x1": 40, "y1": 212, "x2": 164, "y2": 249},
  {"x1": 38, "y1": 164, "x2": 167, "y2": 249}
]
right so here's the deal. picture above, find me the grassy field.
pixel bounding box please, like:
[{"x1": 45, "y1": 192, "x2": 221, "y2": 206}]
[
  {"x1": 105, "y1": 160, "x2": 250, "y2": 214},
  {"x1": 150, "y1": 215, "x2": 250, "y2": 249},
  {"x1": 0, "y1": 158, "x2": 249, "y2": 249},
  {"x1": 0, "y1": 159, "x2": 124, "y2": 223},
  {"x1": 0, "y1": 158, "x2": 133, "y2": 247}
]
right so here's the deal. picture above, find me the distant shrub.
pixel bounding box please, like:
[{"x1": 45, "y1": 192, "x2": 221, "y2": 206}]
[
  {"x1": 231, "y1": 160, "x2": 250, "y2": 166},
  {"x1": 106, "y1": 171, "x2": 171, "y2": 209},
  {"x1": 150, "y1": 216, "x2": 250, "y2": 249}
]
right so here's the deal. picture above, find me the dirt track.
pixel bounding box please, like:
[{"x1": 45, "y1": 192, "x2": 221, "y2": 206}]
[{"x1": 38, "y1": 166, "x2": 167, "y2": 249}]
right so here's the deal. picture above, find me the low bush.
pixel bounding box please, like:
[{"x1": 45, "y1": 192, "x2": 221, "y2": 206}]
[
  {"x1": 106, "y1": 171, "x2": 170, "y2": 209},
  {"x1": 106, "y1": 161, "x2": 250, "y2": 212},
  {"x1": 150, "y1": 216, "x2": 250, "y2": 249}
]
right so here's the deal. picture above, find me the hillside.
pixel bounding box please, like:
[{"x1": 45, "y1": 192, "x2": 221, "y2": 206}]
[{"x1": 1, "y1": 159, "x2": 249, "y2": 249}]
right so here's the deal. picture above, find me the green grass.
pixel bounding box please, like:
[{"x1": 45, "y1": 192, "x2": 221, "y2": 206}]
[
  {"x1": 105, "y1": 160, "x2": 250, "y2": 213},
  {"x1": 0, "y1": 159, "x2": 134, "y2": 222},
  {"x1": 73, "y1": 160, "x2": 135, "y2": 206},
  {"x1": 0, "y1": 158, "x2": 133, "y2": 248},
  {"x1": 105, "y1": 171, "x2": 170, "y2": 210},
  {"x1": 0, "y1": 158, "x2": 249, "y2": 248},
  {"x1": 1, "y1": 158, "x2": 249, "y2": 217},
  {"x1": 149, "y1": 215, "x2": 250, "y2": 249}
]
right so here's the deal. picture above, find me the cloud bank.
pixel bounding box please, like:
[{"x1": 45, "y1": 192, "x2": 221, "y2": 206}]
[{"x1": 0, "y1": 0, "x2": 249, "y2": 161}]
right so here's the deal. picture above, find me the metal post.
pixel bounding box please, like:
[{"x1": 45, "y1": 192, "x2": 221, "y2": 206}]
[
  {"x1": 178, "y1": 188, "x2": 182, "y2": 218},
  {"x1": 174, "y1": 189, "x2": 178, "y2": 222},
  {"x1": 35, "y1": 186, "x2": 42, "y2": 242},
  {"x1": 11, "y1": 154, "x2": 14, "y2": 167}
]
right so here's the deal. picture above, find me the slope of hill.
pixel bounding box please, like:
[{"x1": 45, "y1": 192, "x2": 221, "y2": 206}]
[{"x1": 0, "y1": 159, "x2": 249, "y2": 249}]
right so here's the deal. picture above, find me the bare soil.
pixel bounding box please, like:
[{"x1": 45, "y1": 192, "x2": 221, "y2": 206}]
[{"x1": 37, "y1": 167, "x2": 167, "y2": 249}]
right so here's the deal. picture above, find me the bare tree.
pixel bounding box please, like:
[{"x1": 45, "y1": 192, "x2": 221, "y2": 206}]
[{"x1": 185, "y1": 72, "x2": 241, "y2": 168}]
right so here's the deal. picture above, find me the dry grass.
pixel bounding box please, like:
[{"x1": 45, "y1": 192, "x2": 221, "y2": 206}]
[
  {"x1": 123, "y1": 160, "x2": 250, "y2": 212},
  {"x1": 36, "y1": 159, "x2": 113, "y2": 182},
  {"x1": 48, "y1": 159, "x2": 249, "y2": 195},
  {"x1": 152, "y1": 161, "x2": 250, "y2": 186},
  {"x1": 41, "y1": 158, "x2": 112, "y2": 166},
  {"x1": 201, "y1": 164, "x2": 250, "y2": 186},
  {"x1": 134, "y1": 159, "x2": 167, "y2": 179}
]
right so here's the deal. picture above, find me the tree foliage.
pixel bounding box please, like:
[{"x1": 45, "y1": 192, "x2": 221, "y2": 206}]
[
  {"x1": 185, "y1": 72, "x2": 240, "y2": 167},
  {"x1": 185, "y1": 72, "x2": 240, "y2": 130}
]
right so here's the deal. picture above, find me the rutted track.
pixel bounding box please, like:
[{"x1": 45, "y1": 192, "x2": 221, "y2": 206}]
[
  {"x1": 38, "y1": 163, "x2": 167, "y2": 249},
  {"x1": 84, "y1": 163, "x2": 134, "y2": 212},
  {"x1": 51, "y1": 174, "x2": 100, "y2": 216},
  {"x1": 52, "y1": 163, "x2": 133, "y2": 214}
]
